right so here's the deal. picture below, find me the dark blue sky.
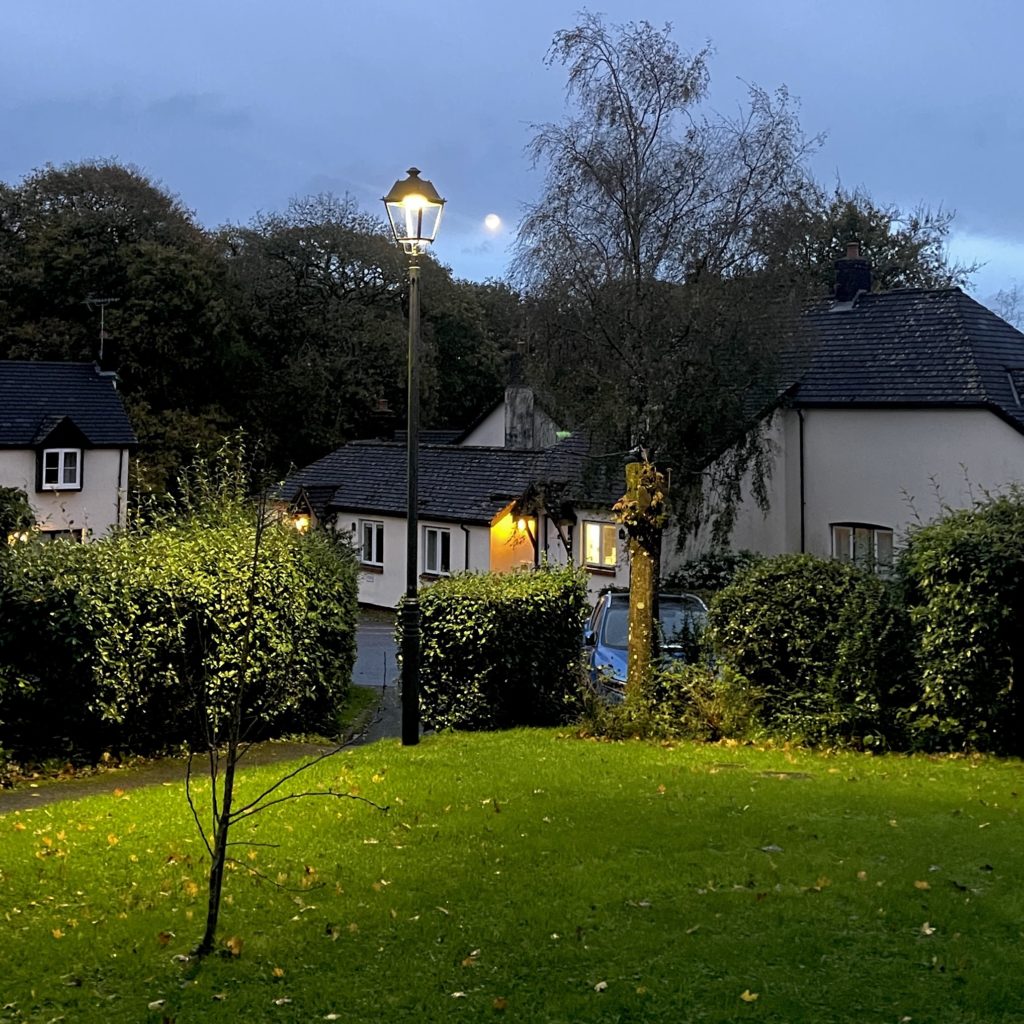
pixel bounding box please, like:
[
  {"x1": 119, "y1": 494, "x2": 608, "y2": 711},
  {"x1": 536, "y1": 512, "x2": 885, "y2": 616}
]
[{"x1": 4, "y1": 0, "x2": 1021, "y2": 301}]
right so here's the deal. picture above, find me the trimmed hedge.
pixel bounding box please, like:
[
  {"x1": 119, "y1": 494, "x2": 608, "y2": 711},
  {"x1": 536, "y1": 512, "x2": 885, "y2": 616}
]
[
  {"x1": 900, "y1": 491, "x2": 1024, "y2": 753},
  {"x1": 709, "y1": 554, "x2": 913, "y2": 746},
  {"x1": 0, "y1": 511, "x2": 358, "y2": 760},
  {"x1": 405, "y1": 564, "x2": 589, "y2": 731}
]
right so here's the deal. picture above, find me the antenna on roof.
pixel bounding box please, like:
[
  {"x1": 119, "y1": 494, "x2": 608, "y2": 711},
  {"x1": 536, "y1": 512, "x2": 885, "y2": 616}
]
[{"x1": 84, "y1": 296, "x2": 119, "y2": 363}]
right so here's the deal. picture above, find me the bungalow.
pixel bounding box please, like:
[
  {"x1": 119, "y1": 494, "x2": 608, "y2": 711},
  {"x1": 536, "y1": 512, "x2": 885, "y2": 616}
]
[
  {"x1": 0, "y1": 361, "x2": 136, "y2": 540},
  {"x1": 685, "y1": 245, "x2": 1024, "y2": 569},
  {"x1": 282, "y1": 384, "x2": 626, "y2": 607}
]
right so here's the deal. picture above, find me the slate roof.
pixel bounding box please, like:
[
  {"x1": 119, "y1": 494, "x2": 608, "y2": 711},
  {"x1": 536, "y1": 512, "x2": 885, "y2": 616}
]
[
  {"x1": 790, "y1": 288, "x2": 1024, "y2": 433},
  {"x1": 282, "y1": 433, "x2": 619, "y2": 525},
  {"x1": 0, "y1": 361, "x2": 137, "y2": 448}
]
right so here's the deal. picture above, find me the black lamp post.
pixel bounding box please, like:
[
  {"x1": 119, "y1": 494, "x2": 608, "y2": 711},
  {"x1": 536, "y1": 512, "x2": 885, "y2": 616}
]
[{"x1": 383, "y1": 167, "x2": 445, "y2": 747}]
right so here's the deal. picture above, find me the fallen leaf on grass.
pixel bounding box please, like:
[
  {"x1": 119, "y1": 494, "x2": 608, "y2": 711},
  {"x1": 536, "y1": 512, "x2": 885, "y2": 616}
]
[
  {"x1": 914, "y1": 880, "x2": 930, "y2": 891},
  {"x1": 594, "y1": 981, "x2": 608, "y2": 992},
  {"x1": 451, "y1": 991, "x2": 466, "y2": 998},
  {"x1": 157, "y1": 931, "x2": 175, "y2": 946},
  {"x1": 920, "y1": 922, "x2": 936, "y2": 936},
  {"x1": 740, "y1": 990, "x2": 759, "y2": 1002},
  {"x1": 272, "y1": 966, "x2": 285, "y2": 978},
  {"x1": 273, "y1": 998, "x2": 292, "y2": 1006},
  {"x1": 224, "y1": 935, "x2": 243, "y2": 957},
  {"x1": 147, "y1": 1000, "x2": 165, "y2": 1010},
  {"x1": 493, "y1": 997, "x2": 508, "y2": 1010}
]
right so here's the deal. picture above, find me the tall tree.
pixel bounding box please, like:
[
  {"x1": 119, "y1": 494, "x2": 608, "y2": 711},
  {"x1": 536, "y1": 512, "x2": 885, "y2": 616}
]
[
  {"x1": 514, "y1": 14, "x2": 819, "y2": 696},
  {"x1": 760, "y1": 184, "x2": 978, "y2": 293},
  {"x1": 0, "y1": 160, "x2": 235, "y2": 491}
]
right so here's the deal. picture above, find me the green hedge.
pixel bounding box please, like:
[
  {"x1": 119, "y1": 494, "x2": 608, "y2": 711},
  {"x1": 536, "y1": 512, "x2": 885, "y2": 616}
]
[
  {"x1": 405, "y1": 565, "x2": 589, "y2": 731},
  {"x1": 0, "y1": 512, "x2": 357, "y2": 760},
  {"x1": 708, "y1": 554, "x2": 913, "y2": 746},
  {"x1": 900, "y1": 491, "x2": 1024, "y2": 753}
]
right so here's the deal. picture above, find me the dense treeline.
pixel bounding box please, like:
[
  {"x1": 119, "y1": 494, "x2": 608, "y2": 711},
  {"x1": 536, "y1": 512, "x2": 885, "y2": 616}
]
[
  {"x1": 0, "y1": 142, "x2": 970, "y2": 501},
  {"x1": 0, "y1": 162, "x2": 517, "y2": 492}
]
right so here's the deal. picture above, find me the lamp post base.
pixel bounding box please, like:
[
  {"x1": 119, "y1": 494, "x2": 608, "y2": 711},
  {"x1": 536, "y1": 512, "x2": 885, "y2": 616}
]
[{"x1": 400, "y1": 597, "x2": 421, "y2": 746}]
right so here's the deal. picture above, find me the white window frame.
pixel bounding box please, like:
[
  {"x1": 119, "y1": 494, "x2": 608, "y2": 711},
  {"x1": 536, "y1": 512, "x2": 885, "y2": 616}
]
[
  {"x1": 831, "y1": 523, "x2": 894, "y2": 572},
  {"x1": 360, "y1": 519, "x2": 384, "y2": 566},
  {"x1": 423, "y1": 526, "x2": 451, "y2": 576},
  {"x1": 42, "y1": 448, "x2": 82, "y2": 490},
  {"x1": 583, "y1": 520, "x2": 617, "y2": 570}
]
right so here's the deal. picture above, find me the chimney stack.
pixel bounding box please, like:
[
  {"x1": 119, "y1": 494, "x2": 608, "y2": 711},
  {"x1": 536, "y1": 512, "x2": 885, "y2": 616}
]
[{"x1": 834, "y1": 240, "x2": 871, "y2": 302}]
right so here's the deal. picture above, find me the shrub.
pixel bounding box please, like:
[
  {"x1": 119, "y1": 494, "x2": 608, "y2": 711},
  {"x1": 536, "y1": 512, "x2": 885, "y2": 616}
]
[
  {"x1": 899, "y1": 490, "x2": 1024, "y2": 753},
  {"x1": 582, "y1": 662, "x2": 760, "y2": 742},
  {"x1": 0, "y1": 487, "x2": 357, "y2": 760},
  {"x1": 406, "y1": 564, "x2": 589, "y2": 731},
  {"x1": 660, "y1": 549, "x2": 762, "y2": 600},
  {"x1": 708, "y1": 554, "x2": 913, "y2": 746}
]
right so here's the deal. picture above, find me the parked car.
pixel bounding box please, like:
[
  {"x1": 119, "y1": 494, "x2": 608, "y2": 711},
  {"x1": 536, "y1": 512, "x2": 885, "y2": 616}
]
[{"x1": 583, "y1": 591, "x2": 709, "y2": 700}]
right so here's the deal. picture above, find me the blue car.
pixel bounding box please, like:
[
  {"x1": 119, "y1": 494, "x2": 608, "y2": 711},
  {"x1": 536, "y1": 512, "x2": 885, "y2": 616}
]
[{"x1": 583, "y1": 591, "x2": 708, "y2": 699}]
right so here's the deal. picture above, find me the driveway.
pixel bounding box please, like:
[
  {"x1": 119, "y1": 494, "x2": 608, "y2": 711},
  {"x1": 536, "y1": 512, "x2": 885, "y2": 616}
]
[{"x1": 353, "y1": 613, "x2": 399, "y2": 687}]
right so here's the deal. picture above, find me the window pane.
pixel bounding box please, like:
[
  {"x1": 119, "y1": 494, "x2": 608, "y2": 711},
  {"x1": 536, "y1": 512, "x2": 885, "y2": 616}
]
[
  {"x1": 600, "y1": 524, "x2": 617, "y2": 566},
  {"x1": 362, "y1": 523, "x2": 373, "y2": 561},
  {"x1": 584, "y1": 523, "x2": 600, "y2": 565},
  {"x1": 832, "y1": 526, "x2": 852, "y2": 561},
  {"x1": 62, "y1": 451, "x2": 78, "y2": 484},
  {"x1": 375, "y1": 523, "x2": 384, "y2": 563},
  {"x1": 440, "y1": 530, "x2": 451, "y2": 573},
  {"x1": 876, "y1": 530, "x2": 894, "y2": 568},
  {"x1": 853, "y1": 527, "x2": 873, "y2": 565},
  {"x1": 426, "y1": 529, "x2": 438, "y2": 571},
  {"x1": 43, "y1": 451, "x2": 59, "y2": 485}
]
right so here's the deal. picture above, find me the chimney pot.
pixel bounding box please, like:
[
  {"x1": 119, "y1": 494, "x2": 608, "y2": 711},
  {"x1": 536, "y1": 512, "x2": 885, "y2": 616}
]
[{"x1": 834, "y1": 241, "x2": 871, "y2": 302}]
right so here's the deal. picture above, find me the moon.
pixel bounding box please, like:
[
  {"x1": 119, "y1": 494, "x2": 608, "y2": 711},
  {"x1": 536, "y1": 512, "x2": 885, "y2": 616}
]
[{"x1": 484, "y1": 213, "x2": 501, "y2": 231}]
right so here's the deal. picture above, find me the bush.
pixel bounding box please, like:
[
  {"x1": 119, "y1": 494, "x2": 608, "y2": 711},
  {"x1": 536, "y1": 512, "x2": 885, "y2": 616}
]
[
  {"x1": 406, "y1": 564, "x2": 589, "y2": 731},
  {"x1": 660, "y1": 549, "x2": 762, "y2": 600},
  {"x1": 900, "y1": 490, "x2": 1024, "y2": 753},
  {"x1": 582, "y1": 662, "x2": 760, "y2": 742},
  {"x1": 708, "y1": 554, "x2": 913, "y2": 746},
  {"x1": 0, "y1": 482, "x2": 358, "y2": 761}
]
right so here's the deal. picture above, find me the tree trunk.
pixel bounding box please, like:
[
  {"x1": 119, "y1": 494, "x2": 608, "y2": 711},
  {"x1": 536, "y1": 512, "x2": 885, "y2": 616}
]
[
  {"x1": 195, "y1": 742, "x2": 238, "y2": 958},
  {"x1": 624, "y1": 461, "x2": 662, "y2": 701}
]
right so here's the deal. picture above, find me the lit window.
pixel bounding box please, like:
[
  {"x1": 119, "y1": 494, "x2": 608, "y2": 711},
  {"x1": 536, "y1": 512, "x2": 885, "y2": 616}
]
[
  {"x1": 832, "y1": 523, "x2": 894, "y2": 572},
  {"x1": 583, "y1": 521, "x2": 617, "y2": 569},
  {"x1": 424, "y1": 526, "x2": 451, "y2": 575},
  {"x1": 42, "y1": 448, "x2": 81, "y2": 490},
  {"x1": 360, "y1": 520, "x2": 384, "y2": 566}
]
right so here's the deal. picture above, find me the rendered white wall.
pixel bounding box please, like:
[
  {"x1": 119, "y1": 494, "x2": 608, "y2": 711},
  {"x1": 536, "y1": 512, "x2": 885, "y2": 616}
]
[{"x1": 0, "y1": 447, "x2": 128, "y2": 538}]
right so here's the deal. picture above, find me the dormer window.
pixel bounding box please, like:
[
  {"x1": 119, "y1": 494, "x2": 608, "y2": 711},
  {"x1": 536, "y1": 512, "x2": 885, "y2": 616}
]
[{"x1": 42, "y1": 448, "x2": 82, "y2": 490}]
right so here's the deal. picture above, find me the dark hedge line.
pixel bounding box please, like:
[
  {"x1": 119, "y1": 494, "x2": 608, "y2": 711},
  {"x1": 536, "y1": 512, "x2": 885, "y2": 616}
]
[
  {"x1": 0, "y1": 511, "x2": 358, "y2": 762},
  {"x1": 403, "y1": 565, "x2": 589, "y2": 731}
]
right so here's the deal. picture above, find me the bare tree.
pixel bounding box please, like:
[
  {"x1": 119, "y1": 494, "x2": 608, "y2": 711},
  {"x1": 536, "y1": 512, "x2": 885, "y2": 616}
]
[{"x1": 514, "y1": 13, "x2": 820, "y2": 696}]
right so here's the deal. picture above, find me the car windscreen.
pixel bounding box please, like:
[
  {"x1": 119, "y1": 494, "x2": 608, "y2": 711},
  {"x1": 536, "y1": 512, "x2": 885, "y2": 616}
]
[{"x1": 600, "y1": 597, "x2": 706, "y2": 650}]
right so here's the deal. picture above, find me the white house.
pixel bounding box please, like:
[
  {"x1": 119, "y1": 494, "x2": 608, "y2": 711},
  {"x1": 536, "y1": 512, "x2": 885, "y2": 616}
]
[
  {"x1": 0, "y1": 361, "x2": 136, "y2": 540},
  {"x1": 683, "y1": 247, "x2": 1024, "y2": 569},
  {"x1": 282, "y1": 385, "x2": 629, "y2": 607}
]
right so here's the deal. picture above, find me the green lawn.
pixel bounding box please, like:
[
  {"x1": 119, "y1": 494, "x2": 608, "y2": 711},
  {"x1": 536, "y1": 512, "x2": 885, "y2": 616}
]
[{"x1": 1, "y1": 731, "x2": 1022, "y2": 1022}]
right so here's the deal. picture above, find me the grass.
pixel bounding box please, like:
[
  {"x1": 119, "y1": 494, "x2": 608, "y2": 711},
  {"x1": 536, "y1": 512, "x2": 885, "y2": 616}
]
[{"x1": 0, "y1": 731, "x2": 1022, "y2": 1023}]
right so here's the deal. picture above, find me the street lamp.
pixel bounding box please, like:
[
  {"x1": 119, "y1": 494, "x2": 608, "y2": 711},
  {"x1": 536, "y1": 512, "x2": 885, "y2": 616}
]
[{"x1": 383, "y1": 167, "x2": 445, "y2": 747}]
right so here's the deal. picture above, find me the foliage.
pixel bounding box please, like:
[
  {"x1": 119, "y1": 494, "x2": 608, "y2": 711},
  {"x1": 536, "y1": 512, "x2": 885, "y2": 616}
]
[
  {"x1": 515, "y1": 14, "x2": 822, "y2": 537},
  {"x1": 2, "y1": 733, "x2": 1023, "y2": 1022},
  {"x1": 760, "y1": 184, "x2": 978, "y2": 293},
  {"x1": 404, "y1": 564, "x2": 589, "y2": 730},
  {"x1": 899, "y1": 490, "x2": 1024, "y2": 753},
  {"x1": 583, "y1": 662, "x2": 760, "y2": 743},
  {"x1": 709, "y1": 554, "x2": 913, "y2": 746},
  {"x1": 661, "y1": 549, "x2": 763, "y2": 598},
  {"x1": 0, "y1": 160, "x2": 236, "y2": 492},
  {"x1": 0, "y1": 454, "x2": 358, "y2": 760},
  {"x1": 0, "y1": 486, "x2": 35, "y2": 543}
]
